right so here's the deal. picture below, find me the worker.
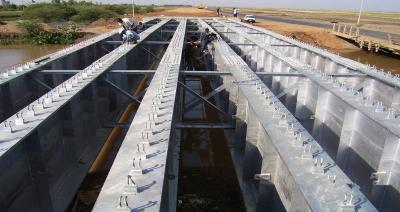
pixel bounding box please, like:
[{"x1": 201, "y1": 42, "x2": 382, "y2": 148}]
[
  {"x1": 136, "y1": 22, "x2": 145, "y2": 32},
  {"x1": 199, "y1": 27, "x2": 217, "y2": 53},
  {"x1": 217, "y1": 7, "x2": 221, "y2": 16},
  {"x1": 233, "y1": 8, "x2": 238, "y2": 17},
  {"x1": 116, "y1": 17, "x2": 140, "y2": 44}
]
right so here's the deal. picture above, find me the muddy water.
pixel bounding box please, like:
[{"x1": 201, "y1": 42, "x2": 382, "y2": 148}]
[
  {"x1": 0, "y1": 45, "x2": 65, "y2": 70},
  {"x1": 339, "y1": 50, "x2": 400, "y2": 74},
  {"x1": 178, "y1": 43, "x2": 244, "y2": 210},
  {"x1": 178, "y1": 77, "x2": 245, "y2": 211}
]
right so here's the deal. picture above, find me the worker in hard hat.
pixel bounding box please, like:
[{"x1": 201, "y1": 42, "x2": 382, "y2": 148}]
[{"x1": 116, "y1": 18, "x2": 141, "y2": 44}]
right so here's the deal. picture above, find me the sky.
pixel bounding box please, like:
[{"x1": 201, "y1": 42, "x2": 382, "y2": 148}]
[{"x1": 10, "y1": 0, "x2": 400, "y2": 12}]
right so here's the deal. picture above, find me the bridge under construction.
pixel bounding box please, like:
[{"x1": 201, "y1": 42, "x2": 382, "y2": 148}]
[{"x1": 0, "y1": 17, "x2": 399, "y2": 211}]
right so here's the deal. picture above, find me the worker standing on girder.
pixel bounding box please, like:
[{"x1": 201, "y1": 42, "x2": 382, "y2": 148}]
[
  {"x1": 217, "y1": 7, "x2": 221, "y2": 16},
  {"x1": 116, "y1": 18, "x2": 140, "y2": 44},
  {"x1": 199, "y1": 27, "x2": 217, "y2": 53}
]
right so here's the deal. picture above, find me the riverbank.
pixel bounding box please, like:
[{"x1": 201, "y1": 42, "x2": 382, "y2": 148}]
[
  {"x1": 230, "y1": 8, "x2": 400, "y2": 35},
  {"x1": 251, "y1": 19, "x2": 400, "y2": 73},
  {"x1": 0, "y1": 44, "x2": 66, "y2": 69},
  {"x1": 0, "y1": 7, "x2": 214, "y2": 70},
  {"x1": 254, "y1": 20, "x2": 358, "y2": 52},
  {"x1": 1, "y1": 7, "x2": 399, "y2": 73}
]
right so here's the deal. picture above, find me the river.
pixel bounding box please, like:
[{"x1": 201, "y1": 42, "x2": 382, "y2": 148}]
[
  {"x1": 0, "y1": 45, "x2": 65, "y2": 71},
  {"x1": 339, "y1": 50, "x2": 400, "y2": 74}
]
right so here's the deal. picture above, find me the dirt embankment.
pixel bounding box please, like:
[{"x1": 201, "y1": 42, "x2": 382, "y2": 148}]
[
  {"x1": 80, "y1": 8, "x2": 215, "y2": 37},
  {"x1": 238, "y1": 8, "x2": 400, "y2": 34},
  {"x1": 254, "y1": 20, "x2": 359, "y2": 53},
  {"x1": 141, "y1": 8, "x2": 358, "y2": 53},
  {"x1": 0, "y1": 7, "x2": 359, "y2": 54},
  {"x1": 144, "y1": 7, "x2": 215, "y2": 17}
]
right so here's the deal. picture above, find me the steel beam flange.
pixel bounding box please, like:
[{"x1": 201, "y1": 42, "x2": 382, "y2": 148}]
[
  {"x1": 0, "y1": 18, "x2": 158, "y2": 85},
  {"x1": 198, "y1": 18, "x2": 377, "y2": 211},
  {"x1": 0, "y1": 30, "x2": 119, "y2": 85},
  {"x1": 0, "y1": 19, "x2": 170, "y2": 157},
  {"x1": 213, "y1": 19, "x2": 400, "y2": 138},
  {"x1": 227, "y1": 18, "x2": 400, "y2": 88},
  {"x1": 93, "y1": 19, "x2": 187, "y2": 212}
]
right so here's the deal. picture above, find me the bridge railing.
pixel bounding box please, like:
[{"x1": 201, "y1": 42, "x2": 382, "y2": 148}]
[{"x1": 332, "y1": 23, "x2": 360, "y2": 37}]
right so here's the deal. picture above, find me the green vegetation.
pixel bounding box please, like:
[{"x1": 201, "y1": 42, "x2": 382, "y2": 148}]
[
  {"x1": 1, "y1": 1, "x2": 157, "y2": 22},
  {"x1": 143, "y1": 6, "x2": 155, "y2": 13},
  {"x1": 0, "y1": 1, "x2": 157, "y2": 45},
  {"x1": 23, "y1": 3, "x2": 120, "y2": 23},
  {"x1": 0, "y1": 4, "x2": 25, "y2": 11},
  {"x1": 0, "y1": 39, "x2": 15, "y2": 45},
  {"x1": 21, "y1": 2, "x2": 155, "y2": 23},
  {"x1": 16, "y1": 20, "x2": 81, "y2": 45},
  {"x1": 0, "y1": 10, "x2": 23, "y2": 20}
]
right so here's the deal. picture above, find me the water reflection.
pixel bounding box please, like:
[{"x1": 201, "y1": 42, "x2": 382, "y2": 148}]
[
  {"x1": 0, "y1": 45, "x2": 64, "y2": 70},
  {"x1": 178, "y1": 76, "x2": 245, "y2": 211},
  {"x1": 339, "y1": 50, "x2": 400, "y2": 74}
]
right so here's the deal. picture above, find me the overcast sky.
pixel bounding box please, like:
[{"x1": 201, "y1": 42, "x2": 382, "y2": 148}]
[{"x1": 11, "y1": 0, "x2": 400, "y2": 12}]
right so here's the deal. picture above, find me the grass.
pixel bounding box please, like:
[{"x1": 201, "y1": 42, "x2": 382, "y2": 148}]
[
  {"x1": 0, "y1": 3, "x2": 157, "y2": 46},
  {"x1": 0, "y1": 11, "x2": 23, "y2": 20},
  {"x1": 0, "y1": 3, "x2": 156, "y2": 23}
]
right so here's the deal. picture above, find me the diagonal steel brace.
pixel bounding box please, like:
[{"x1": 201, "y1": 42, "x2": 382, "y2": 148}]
[
  {"x1": 184, "y1": 84, "x2": 226, "y2": 113},
  {"x1": 178, "y1": 81, "x2": 230, "y2": 119},
  {"x1": 103, "y1": 78, "x2": 141, "y2": 104}
]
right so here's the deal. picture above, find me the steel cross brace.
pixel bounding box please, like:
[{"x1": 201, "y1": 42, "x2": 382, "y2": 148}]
[
  {"x1": 256, "y1": 72, "x2": 366, "y2": 77},
  {"x1": 184, "y1": 84, "x2": 226, "y2": 113},
  {"x1": 214, "y1": 19, "x2": 400, "y2": 137},
  {"x1": 228, "y1": 18, "x2": 400, "y2": 88},
  {"x1": 199, "y1": 18, "x2": 377, "y2": 211},
  {"x1": 228, "y1": 43, "x2": 295, "y2": 47},
  {"x1": 28, "y1": 74, "x2": 53, "y2": 91},
  {"x1": 103, "y1": 78, "x2": 141, "y2": 104},
  {"x1": 141, "y1": 46, "x2": 162, "y2": 61},
  {"x1": 275, "y1": 81, "x2": 299, "y2": 99},
  {"x1": 175, "y1": 123, "x2": 235, "y2": 129},
  {"x1": 105, "y1": 41, "x2": 173, "y2": 45},
  {"x1": 93, "y1": 18, "x2": 188, "y2": 212},
  {"x1": 178, "y1": 81, "x2": 230, "y2": 119},
  {"x1": 0, "y1": 19, "x2": 171, "y2": 156},
  {"x1": 40, "y1": 70, "x2": 232, "y2": 76},
  {"x1": 214, "y1": 19, "x2": 400, "y2": 205}
]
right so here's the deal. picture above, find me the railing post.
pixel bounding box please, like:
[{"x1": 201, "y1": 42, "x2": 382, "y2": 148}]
[{"x1": 387, "y1": 33, "x2": 393, "y2": 45}]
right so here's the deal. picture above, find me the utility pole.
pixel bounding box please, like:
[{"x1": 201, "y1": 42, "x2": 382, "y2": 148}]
[
  {"x1": 357, "y1": 0, "x2": 364, "y2": 26},
  {"x1": 132, "y1": 0, "x2": 135, "y2": 17}
]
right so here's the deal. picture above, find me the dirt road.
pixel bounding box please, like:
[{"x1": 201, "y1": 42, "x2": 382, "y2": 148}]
[
  {"x1": 253, "y1": 20, "x2": 359, "y2": 52},
  {"x1": 222, "y1": 8, "x2": 400, "y2": 34}
]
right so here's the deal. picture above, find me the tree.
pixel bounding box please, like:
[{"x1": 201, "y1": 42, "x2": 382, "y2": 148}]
[{"x1": 1, "y1": 0, "x2": 9, "y2": 7}]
